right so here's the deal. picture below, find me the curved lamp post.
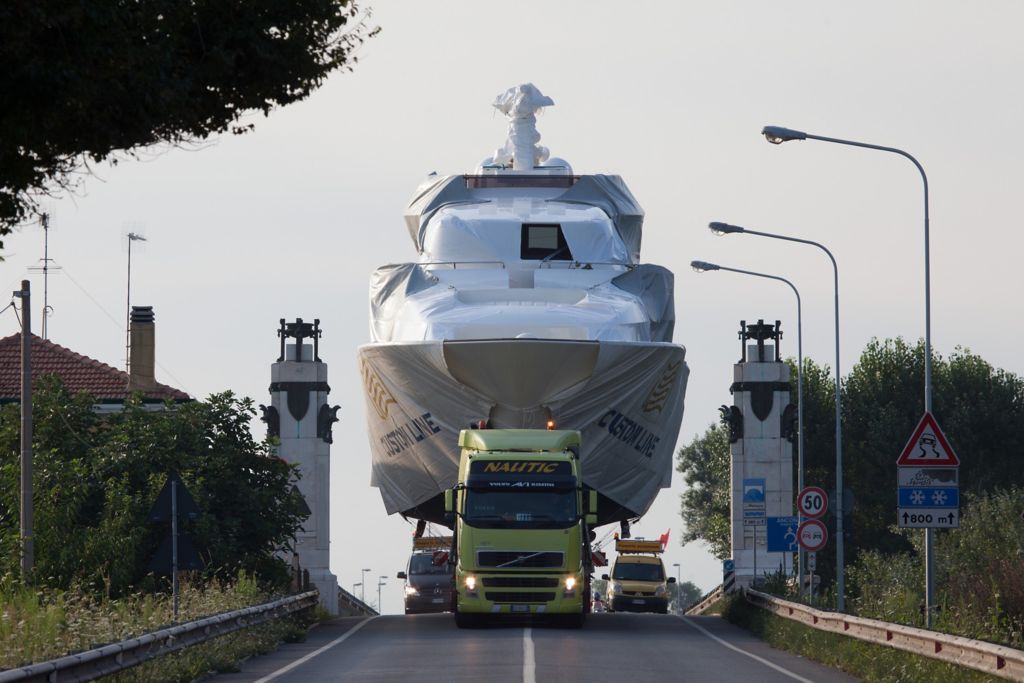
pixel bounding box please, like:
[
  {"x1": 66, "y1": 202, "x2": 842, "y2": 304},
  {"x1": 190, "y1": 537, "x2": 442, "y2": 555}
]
[
  {"x1": 761, "y1": 125, "x2": 934, "y2": 623},
  {"x1": 708, "y1": 221, "x2": 843, "y2": 610},
  {"x1": 691, "y1": 259, "x2": 804, "y2": 592},
  {"x1": 361, "y1": 568, "x2": 371, "y2": 603}
]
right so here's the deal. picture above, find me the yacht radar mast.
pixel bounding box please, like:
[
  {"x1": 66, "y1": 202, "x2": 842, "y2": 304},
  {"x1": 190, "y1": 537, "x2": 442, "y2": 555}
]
[{"x1": 487, "y1": 83, "x2": 554, "y2": 171}]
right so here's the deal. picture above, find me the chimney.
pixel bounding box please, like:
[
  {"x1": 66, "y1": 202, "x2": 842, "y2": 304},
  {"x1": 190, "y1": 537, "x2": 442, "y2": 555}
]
[{"x1": 128, "y1": 306, "x2": 156, "y2": 392}]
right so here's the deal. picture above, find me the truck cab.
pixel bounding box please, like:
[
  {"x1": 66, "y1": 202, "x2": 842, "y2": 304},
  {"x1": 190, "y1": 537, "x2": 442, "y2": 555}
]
[
  {"x1": 603, "y1": 539, "x2": 675, "y2": 614},
  {"x1": 445, "y1": 428, "x2": 597, "y2": 628},
  {"x1": 397, "y1": 538, "x2": 454, "y2": 614}
]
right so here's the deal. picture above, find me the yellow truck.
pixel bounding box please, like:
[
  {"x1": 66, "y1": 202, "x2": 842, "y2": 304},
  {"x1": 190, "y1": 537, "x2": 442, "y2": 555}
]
[
  {"x1": 444, "y1": 428, "x2": 598, "y2": 628},
  {"x1": 602, "y1": 538, "x2": 675, "y2": 614}
]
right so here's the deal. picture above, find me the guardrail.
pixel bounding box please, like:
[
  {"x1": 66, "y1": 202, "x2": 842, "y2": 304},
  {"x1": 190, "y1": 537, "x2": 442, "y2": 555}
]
[
  {"x1": 744, "y1": 588, "x2": 1024, "y2": 681},
  {"x1": 685, "y1": 584, "x2": 724, "y2": 616},
  {"x1": 0, "y1": 590, "x2": 319, "y2": 683},
  {"x1": 338, "y1": 586, "x2": 376, "y2": 617}
]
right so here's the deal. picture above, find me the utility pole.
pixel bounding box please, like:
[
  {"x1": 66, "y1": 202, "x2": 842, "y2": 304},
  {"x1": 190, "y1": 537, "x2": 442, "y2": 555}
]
[{"x1": 14, "y1": 280, "x2": 33, "y2": 579}]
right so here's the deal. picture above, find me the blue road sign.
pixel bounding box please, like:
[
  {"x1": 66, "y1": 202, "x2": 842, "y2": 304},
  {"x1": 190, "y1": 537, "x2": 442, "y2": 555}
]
[
  {"x1": 766, "y1": 516, "x2": 800, "y2": 552},
  {"x1": 742, "y1": 479, "x2": 766, "y2": 504},
  {"x1": 898, "y1": 487, "x2": 959, "y2": 508},
  {"x1": 723, "y1": 559, "x2": 735, "y2": 573}
]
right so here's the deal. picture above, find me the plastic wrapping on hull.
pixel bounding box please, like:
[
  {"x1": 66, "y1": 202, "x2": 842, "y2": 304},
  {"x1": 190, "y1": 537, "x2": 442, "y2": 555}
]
[{"x1": 358, "y1": 339, "x2": 688, "y2": 525}]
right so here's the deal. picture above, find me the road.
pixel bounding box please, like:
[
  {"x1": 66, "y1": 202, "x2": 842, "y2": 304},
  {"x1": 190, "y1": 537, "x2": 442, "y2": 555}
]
[{"x1": 216, "y1": 613, "x2": 858, "y2": 682}]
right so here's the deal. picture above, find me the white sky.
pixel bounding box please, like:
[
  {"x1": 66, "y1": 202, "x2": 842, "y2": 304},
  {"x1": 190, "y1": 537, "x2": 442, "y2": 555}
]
[{"x1": 2, "y1": 1, "x2": 1023, "y2": 613}]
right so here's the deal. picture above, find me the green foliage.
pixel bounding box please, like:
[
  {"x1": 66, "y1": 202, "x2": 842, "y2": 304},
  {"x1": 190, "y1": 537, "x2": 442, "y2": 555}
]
[
  {"x1": 676, "y1": 422, "x2": 730, "y2": 558},
  {"x1": 0, "y1": 1, "x2": 378, "y2": 237},
  {"x1": 0, "y1": 571, "x2": 315, "y2": 675},
  {"x1": 673, "y1": 580, "x2": 703, "y2": 609},
  {"x1": 0, "y1": 379, "x2": 306, "y2": 594}
]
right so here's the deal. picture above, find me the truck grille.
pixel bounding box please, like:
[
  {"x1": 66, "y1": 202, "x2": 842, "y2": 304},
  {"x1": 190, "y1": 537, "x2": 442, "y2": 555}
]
[
  {"x1": 482, "y1": 577, "x2": 560, "y2": 588},
  {"x1": 476, "y1": 551, "x2": 564, "y2": 568},
  {"x1": 485, "y1": 592, "x2": 556, "y2": 603}
]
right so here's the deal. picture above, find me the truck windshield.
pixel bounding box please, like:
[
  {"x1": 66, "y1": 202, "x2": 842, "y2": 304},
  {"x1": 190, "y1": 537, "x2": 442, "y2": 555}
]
[
  {"x1": 409, "y1": 554, "x2": 451, "y2": 575},
  {"x1": 464, "y1": 489, "x2": 578, "y2": 529},
  {"x1": 612, "y1": 562, "x2": 664, "y2": 581}
]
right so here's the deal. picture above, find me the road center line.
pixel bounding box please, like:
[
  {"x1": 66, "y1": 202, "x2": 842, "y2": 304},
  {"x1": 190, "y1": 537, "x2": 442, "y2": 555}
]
[
  {"x1": 676, "y1": 615, "x2": 813, "y2": 683},
  {"x1": 523, "y1": 626, "x2": 536, "y2": 683},
  {"x1": 253, "y1": 616, "x2": 376, "y2": 683}
]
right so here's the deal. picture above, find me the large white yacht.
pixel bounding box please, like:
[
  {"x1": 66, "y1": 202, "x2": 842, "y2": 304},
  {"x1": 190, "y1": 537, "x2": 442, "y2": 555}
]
[{"x1": 359, "y1": 85, "x2": 689, "y2": 526}]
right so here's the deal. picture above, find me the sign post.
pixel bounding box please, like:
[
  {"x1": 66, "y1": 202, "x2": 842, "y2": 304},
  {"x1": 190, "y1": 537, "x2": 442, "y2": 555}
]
[
  {"x1": 896, "y1": 412, "x2": 959, "y2": 625},
  {"x1": 796, "y1": 486, "x2": 827, "y2": 600}
]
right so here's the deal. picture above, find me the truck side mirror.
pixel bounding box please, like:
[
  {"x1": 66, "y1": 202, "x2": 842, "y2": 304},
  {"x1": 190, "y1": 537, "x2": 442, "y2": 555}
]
[
  {"x1": 397, "y1": 571, "x2": 407, "y2": 580},
  {"x1": 668, "y1": 576, "x2": 677, "y2": 584},
  {"x1": 444, "y1": 488, "x2": 453, "y2": 513},
  {"x1": 585, "y1": 513, "x2": 597, "y2": 525},
  {"x1": 588, "y1": 490, "x2": 598, "y2": 514},
  {"x1": 601, "y1": 574, "x2": 609, "y2": 581}
]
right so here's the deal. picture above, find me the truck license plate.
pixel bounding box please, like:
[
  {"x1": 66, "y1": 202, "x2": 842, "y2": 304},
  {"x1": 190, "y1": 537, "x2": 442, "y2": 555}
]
[
  {"x1": 632, "y1": 599, "x2": 646, "y2": 605},
  {"x1": 432, "y1": 598, "x2": 444, "y2": 603},
  {"x1": 511, "y1": 604, "x2": 530, "y2": 613}
]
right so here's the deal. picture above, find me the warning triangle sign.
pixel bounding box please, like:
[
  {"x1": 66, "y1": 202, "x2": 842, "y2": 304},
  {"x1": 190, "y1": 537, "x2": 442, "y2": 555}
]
[{"x1": 896, "y1": 412, "x2": 959, "y2": 466}]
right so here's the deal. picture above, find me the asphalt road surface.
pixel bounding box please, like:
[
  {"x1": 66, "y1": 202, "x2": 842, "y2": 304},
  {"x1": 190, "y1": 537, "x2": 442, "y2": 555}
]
[{"x1": 215, "y1": 613, "x2": 859, "y2": 682}]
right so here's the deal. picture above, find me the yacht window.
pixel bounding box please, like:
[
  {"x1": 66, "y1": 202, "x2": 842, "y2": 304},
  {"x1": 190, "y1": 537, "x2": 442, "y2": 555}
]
[{"x1": 521, "y1": 224, "x2": 573, "y2": 261}]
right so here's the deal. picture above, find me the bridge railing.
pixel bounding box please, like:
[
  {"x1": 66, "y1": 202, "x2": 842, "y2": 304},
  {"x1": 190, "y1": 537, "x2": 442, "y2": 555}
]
[
  {"x1": 0, "y1": 590, "x2": 319, "y2": 683},
  {"x1": 684, "y1": 584, "x2": 724, "y2": 615},
  {"x1": 743, "y1": 587, "x2": 1024, "y2": 681}
]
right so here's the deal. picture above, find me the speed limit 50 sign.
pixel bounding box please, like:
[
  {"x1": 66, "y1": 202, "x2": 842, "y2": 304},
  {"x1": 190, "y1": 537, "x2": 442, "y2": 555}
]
[{"x1": 797, "y1": 486, "x2": 828, "y2": 520}]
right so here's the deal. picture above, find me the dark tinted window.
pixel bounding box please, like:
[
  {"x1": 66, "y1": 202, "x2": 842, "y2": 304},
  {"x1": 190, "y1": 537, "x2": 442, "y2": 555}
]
[
  {"x1": 408, "y1": 554, "x2": 451, "y2": 575},
  {"x1": 521, "y1": 223, "x2": 572, "y2": 261},
  {"x1": 612, "y1": 561, "x2": 664, "y2": 581}
]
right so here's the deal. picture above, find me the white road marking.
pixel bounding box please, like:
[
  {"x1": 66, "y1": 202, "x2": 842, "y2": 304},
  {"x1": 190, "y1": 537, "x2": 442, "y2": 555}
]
[
  {"x1": 253, "y1": 616, "x2": 376, "y2": 683},
  {"x1": 523, "y1": 626, "x2": 536, "y2": 683},
  {"x1": 677, "y1": 615, "x2": 814, "y2": 683}
]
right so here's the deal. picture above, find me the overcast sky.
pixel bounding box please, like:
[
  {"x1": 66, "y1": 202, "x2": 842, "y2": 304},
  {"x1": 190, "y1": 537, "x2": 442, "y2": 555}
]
[{"x1": 3, "y1": 1, "x2": 1022, "y2": 613}]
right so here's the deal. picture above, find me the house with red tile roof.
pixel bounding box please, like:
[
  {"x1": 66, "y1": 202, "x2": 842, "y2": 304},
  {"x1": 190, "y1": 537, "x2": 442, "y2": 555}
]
[{"x1": 0, "y1": 306, "x2": 190, "y2": 408}]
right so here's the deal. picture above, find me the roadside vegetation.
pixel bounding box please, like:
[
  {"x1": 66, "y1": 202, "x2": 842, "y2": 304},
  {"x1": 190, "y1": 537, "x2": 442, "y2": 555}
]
[
  {"x1": 0, "y1": 572, "x2": 315, "y2": 681},
  {"x1": 0, "y1": 381, "x2": 314, "y2": 674}
]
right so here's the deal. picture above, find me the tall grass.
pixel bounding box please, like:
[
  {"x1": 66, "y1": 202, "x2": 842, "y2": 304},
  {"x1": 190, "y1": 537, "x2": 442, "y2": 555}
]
[{"x1": 0, "y1": 572, "x2": 313, "y2": 681}]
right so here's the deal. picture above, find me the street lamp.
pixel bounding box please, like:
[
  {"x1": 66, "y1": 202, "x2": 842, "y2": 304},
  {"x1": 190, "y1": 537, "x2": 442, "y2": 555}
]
[
  {"x1": 378, "y1": 575, "x2": 388, "y2": 614},
  {"x1": 125, "y1": 231, "x2": 147, "y2": 373},
  {"x1": 672, "y1": 562, "x2": 682, "y2": 612},
  {"x1": 361, "y1": 568, "x2": 371, "y2": 603},
  {"x1": 353, "y1": 582, "x2": 362, "y2": 598},
  {"x1": 691, "y1": 258, "x2": 805, "y2": 584},
  {"x1": 761, "y1": 125, "x2": 934, "y2": 623},
  {"x1": 707, "y1": 221, "x2": 832, "y2": 603}
]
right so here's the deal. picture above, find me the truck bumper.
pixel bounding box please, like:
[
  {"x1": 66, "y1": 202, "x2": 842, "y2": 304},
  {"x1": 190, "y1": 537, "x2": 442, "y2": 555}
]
[
  {"x1": 610, "y1": 595, "x2": 669, "y2": 613},
  {"x1": 457, "y1": 577, "x2": 584, "y2": 615}
]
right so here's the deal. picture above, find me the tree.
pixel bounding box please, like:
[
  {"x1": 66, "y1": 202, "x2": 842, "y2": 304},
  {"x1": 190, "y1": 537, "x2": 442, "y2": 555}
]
[
  {"x1": 677, "y1": 422, "x2": 731, "y2": 559},
  {"x1": 0, "y1": 1, "x2": 378, "y2": 240},
  {"x1": 0, "y1": 379, "x2": 307, "y2": 594}
]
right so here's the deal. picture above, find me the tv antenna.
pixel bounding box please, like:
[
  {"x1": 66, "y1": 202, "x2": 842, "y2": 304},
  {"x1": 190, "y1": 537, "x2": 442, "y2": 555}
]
[
  {"x1": 125, "y1": 231, "x2": 148, "y2": 372},
  {"x1": 26, "y1": 213, "x2": 61, "y2": 339}
]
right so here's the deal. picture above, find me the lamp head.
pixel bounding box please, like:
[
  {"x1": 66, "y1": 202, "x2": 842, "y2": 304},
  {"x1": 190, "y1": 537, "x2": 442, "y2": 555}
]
[
  {"x1": 709, "y1": 222, "x2": 744, "y2": 235},
  {"x1": 690, "y1": 260, "x2": 720, "y2": 273},
  {"x1": 762, "y1": 125, "x2": 807, "y2": 144}
]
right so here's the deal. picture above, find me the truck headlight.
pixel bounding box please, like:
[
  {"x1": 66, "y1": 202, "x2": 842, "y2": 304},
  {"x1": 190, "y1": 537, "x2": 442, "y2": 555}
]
[
  {"x1": 655, "y1": 584, "x2": 667, "y2": 596},
  {"x1": 405, "y1": 586, "x2": 419, "y2": 596},
  {"x1": 564, "y1": 577, "x2": 577, "y2": 591},
  {"x1": 612, "y1": 582, "x2": 623, "y2": 594},
  {"x1": 464, "y1": 576, "x2": 477, "y2": 591}
]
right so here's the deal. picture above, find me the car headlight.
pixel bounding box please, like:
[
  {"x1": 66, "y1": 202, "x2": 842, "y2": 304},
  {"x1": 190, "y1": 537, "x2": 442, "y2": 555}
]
[
  {"x1": 564, "y1": 576, "x2": 577, "y2": 591},
  {"x1": 611, "y1": 582, "x2": 623, "y2": 594},
  {"x1": 464, "y1": 576, "x2": 477, "y2": 591},
  {"x1": 405, "y1": 585, "x2": 419, "y2": 596},
  {"x1": 655, "y1": 584, "x2": 667, "y2": 596}
]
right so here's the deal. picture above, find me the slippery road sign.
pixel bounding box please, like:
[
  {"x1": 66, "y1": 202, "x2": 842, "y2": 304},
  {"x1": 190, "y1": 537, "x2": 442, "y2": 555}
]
[{"x1": 896, "y1": 412, "x2": 959, "y2": 466}]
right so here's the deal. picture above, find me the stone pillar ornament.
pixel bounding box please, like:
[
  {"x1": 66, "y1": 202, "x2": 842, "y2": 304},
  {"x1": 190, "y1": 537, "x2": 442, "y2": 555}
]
[{"x1": 269, "y1": 318, "x2": 339, "y2": 614}]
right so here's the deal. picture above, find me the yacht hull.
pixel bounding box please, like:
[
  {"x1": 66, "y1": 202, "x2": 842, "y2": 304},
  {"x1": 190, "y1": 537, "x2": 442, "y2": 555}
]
[{"x1": 358, "y1": 338, "x2": 688, "y2": 526}]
